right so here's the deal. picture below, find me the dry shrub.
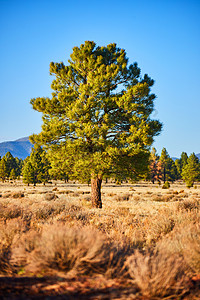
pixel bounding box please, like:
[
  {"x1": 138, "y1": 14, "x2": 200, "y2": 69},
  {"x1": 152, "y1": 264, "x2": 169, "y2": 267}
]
[
  {"x1": 70, "y1": 191, "x2": 81, "y2": 197},
  {"x1": 173, "y1": 190, "x2": 179, "y2": 195},
  {"x1": 177, "y1": 198, "x2": 200, "y2": 211},
  {"x1": 126, "y1": 249, "x2": 190, "y2": 298},
  {"x1": 107, "y1": 192, "x2": 116, "y2": 197},
  {"x1": 0, "y1": 204, "x2": 23, "y2": 220},
  {"x1": 0, "y1": 220, "x2": 25, "y2": 273},
  {"x1": 11, "y1": 191, "x2": 25, "y2": 198},
  {"x1": 44, "y1": 192, "x2": 58, "y2": 201},
  {"x1": 34, "y1": 202, "x2": 65, "y2": 220},
  {"x1": 151, "y1": 194, "x2": 162, "y2": 202},
  {"x1": 146, "y1": 191, "x2": 153, "y2": 195},
  {"x1": 132, "y1": 195, "x2": 140, "y2": 201},
  {"x1": 152, "y1": 194, "x2": 174, "y2": 202},
  {"x1": 11, "y1": 223, "x2": 126, "y2": 276},
  {"x1": 114, "y1": 193, "x2": 131, "y2": 201},
  {"x1": 157, "y1": 222, "x2": 200, "y2": 274},
  {"x1": 2, "y1": 192, "x2": 12, "y2": 198},
  {"x1": 57, "y1": 190, "x2": 73, "y2": 194}
]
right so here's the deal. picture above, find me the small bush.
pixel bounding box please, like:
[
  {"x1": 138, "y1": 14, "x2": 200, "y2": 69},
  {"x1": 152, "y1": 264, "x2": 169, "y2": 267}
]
[
  {"x1": 0, "y1": 204, "x2": 23, "y2": 220},
  {"x1": 11, "y1": 224, "x2": 127, "y2": 276},
  {"x1": 177, "y1": 199, "x2": 200, "y2": 211},
  {"x1": 114, "y1": 193, "x2": 131, "y2": 201},
  {"x1": 44, "y1": 192, "x2": 58, "y2": 201},
  {"x1": 162, "y1": 181, "x2": 170, "y2": 189},
  {"x1": 11, "y1": 191, "x2": 25, "y2": 198},
  {"x1": 126, "y1": 249, "x2": 190, "y2": 298}
]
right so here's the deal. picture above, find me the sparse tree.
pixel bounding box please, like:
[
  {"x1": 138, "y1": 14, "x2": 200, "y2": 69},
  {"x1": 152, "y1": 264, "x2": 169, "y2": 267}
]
[{"x1": 30, "y1": 41, "x2": 162, "y2": 207}]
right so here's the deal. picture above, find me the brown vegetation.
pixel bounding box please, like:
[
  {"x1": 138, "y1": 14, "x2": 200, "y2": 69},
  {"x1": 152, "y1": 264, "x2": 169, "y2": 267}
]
[{"x1": 0, "y1": 180, "x2": 200, "y2": 299}]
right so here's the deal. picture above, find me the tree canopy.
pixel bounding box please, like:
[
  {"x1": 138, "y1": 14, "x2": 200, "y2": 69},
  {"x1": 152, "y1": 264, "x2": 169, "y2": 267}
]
[
  {"x1": 30, "y1": 41, "x2": 162, "y2": 207},
  {"x1": 182, "y1": 153, "x2": 200, "y2": 187}
]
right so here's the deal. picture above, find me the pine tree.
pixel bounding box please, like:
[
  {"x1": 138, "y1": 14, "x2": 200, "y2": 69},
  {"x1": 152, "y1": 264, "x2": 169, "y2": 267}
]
[
  {"x1": 175, "y1": 152, "x2": 188, "y2": 179},
  {"x1": 159, "y1": 148, "x2": 177, "y2": 182},
  {"x1": 149, "y1": 147, "x2": 162, "y2": 184},
  {"x1": 22, "y1": 159, "x2": 35, "y2": 185},
  {"x1": 22, "y1": 145, "x2": 50, "y2": 185},
  {"x1": 30, "y1": 41, "x2": 162, "y2": 208},
  {"x1": 4, "y1": 152, "x2": 17, "y2": 178},
  {"x1": 0, "y1": 158, "x2": 8, "y2": 182},
  {"x1": 10, "y1": 168, "x2": 17, "y2": 180},
  {"x1": 182, "y1": 153, "x2": 200, "y2": 187}
]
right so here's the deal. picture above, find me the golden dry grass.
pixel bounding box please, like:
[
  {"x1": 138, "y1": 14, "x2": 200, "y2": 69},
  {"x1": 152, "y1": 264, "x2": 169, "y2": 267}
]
[{"x1": 0, "y1": 180, "x2": 200, "y2": 299}]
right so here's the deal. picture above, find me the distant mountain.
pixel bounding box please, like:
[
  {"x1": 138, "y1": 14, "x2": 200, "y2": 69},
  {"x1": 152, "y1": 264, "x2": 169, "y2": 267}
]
[
  {"x1": 196, "y1": 153, "x2": 200, "y2": 160},
  {"x1": 0, "y1": 137, "x2": 33, "y2": 160}
]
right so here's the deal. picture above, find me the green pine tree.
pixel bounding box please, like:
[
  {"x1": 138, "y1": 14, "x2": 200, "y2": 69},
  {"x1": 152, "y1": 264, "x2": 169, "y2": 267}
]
[
  {"x1": 0, "y1": 158, "x2": 8, "y2": 182},
  {"x1": 159, "y1": 148, "x2": 177, "y2": 183},
  {"x1": 22, "y1": 159, "x2": 35, "y2": 185},
  {"x1": 182, "y1": 153, "x2": 200, "y2": 187},
  {"x1": 30, "y1": 41, "x2": 162, "y2": 208},
  {"x1": 10, "y1": 168, "x2": 17, "y2": 180},
  {"x1": 4, "y1": 152, "x2": 17, "y2": 178},
  {"x1": 22, "y1": 145, "x2": 50, "y2": 186}
]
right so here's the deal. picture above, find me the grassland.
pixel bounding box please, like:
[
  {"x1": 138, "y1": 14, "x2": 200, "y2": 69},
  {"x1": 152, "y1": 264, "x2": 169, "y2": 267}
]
[{"x1": 0, "y1": 180, "x2": 200, "y2": 299}]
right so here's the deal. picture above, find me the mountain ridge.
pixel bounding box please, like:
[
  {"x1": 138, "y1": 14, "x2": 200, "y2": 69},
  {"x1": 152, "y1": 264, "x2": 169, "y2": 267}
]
[
  {"x1": 0, "y1": 137, "x2": 33, "y2": 160},
  {"x1": 0, "y1": 137, "x2": 199, "y2": 161}
]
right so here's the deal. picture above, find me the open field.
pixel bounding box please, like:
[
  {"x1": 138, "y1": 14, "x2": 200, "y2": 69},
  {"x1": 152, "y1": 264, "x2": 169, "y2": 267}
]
[{"x1": 0, "y1": 180, "x2": 200, "y2": 299}]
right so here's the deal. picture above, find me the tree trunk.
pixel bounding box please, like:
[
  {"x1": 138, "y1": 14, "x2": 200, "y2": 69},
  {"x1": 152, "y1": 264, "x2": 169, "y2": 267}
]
[
  {"x1": 163, "y1": 166, "x2": 166, "y2": 183},
  {"x1": 91, "y1": 177, "x2": 102, "y2": 208}
]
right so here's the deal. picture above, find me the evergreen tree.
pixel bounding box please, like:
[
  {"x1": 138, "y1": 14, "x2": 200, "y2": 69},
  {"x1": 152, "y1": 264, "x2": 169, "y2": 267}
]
[
  {"x1": 48, "y1": 144, "x2": 72, "y2": 182},
  {"x1": 22, "y1": 159, "x2": 35, "y2": 185},
  {"x1": 0, "y1": 158, "x2": 8, "y2": 182},
  {"x1": 159, "y1": 148, "x2": 177, "y2": 182},
  {"x1": 4, "y1": 152, "x2": 17, "y2": 178},
  {"x1": 182, "y1": 153, "x2": 200, "y2": 187},
  {"x1": 175, "y1": 152, "x2": 188, "y2": 179},
  {"x1": 30, "y1": 41, "x2": 162, "y2": 208},
  {"x1": 15, "y1": 157, "x2": 23, "y2": 177},
  {"x1": 149, "y1": 147, "x2": 162, "y2": 184},
  {"x1": 10, "y1": 168, "x2": 17, "y2": 180},
  {"x1": 22, "y1": 145, "x2": 50, "y2": 185}
]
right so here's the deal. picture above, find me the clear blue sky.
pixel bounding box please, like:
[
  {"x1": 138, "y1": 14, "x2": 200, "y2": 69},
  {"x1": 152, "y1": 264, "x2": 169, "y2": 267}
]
[{"x1": 0, "y1": 0, "x2": 200, "y2": 157}]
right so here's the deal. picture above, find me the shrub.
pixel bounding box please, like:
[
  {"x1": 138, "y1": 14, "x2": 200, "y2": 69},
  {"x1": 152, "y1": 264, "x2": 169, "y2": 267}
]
[
  {"x1": 126, "y1": 249, "x2": 190, "y2": 298},
  {"x1": 11, "y1": 191, "x2": 25, "y2": 198},
  {"x1": 177, "y1": 199, "x2": 200, "y2": 211},
  {"x1": 44, "y1": 192, "x2": 58, "y2": 201},
  {"x1": 162, "y1": 181, "x2": 170, "y2": 189},
  {"x1": 11, "y1": 224, "x2": 127, "y2": 277},
  {"x1": 114, "y1": 193, "x2": 131, "y2": 201}
]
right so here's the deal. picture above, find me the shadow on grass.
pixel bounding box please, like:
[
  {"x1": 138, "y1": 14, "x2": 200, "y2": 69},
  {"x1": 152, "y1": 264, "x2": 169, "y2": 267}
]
[{"x1": 0, "y1": 276, "x2": 138, "y2": 299}]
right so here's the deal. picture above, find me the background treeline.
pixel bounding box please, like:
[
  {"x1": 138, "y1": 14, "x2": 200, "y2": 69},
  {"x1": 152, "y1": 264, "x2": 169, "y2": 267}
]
[
  {"x1": 0, "y1": 145, "x2": 200, "y2": 188},
  {"x1": 149, "y1": 147, "x2": 200, "y2": 187}
]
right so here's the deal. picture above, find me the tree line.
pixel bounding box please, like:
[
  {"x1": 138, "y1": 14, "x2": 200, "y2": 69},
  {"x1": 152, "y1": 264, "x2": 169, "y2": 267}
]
[
  {"x1": 149, "y1": 147, "x2": 200, "y2": 187},
  {"x1": 0, "y1": 145, "x2": 199, "y2": 189}
]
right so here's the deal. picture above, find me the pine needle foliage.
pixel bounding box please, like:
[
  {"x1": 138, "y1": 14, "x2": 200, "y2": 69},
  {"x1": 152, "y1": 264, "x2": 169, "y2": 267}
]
[{"x1": 30, "y1": 41, "x2": 162, "y2": 207}]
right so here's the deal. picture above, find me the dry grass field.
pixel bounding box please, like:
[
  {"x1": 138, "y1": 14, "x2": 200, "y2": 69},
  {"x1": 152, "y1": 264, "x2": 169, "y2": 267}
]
[{"x1": 0, "y1": 180, "x2": 200, "y2": 299}]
